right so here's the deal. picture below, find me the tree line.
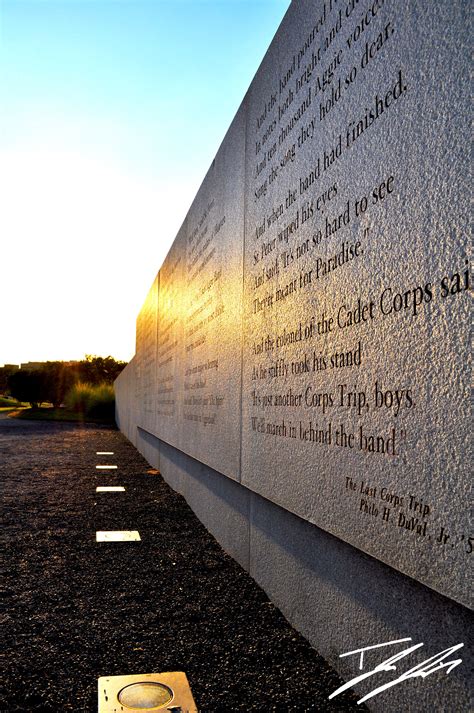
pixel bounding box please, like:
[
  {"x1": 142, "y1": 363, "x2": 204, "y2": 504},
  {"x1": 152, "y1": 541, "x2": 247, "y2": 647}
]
[{"x1": 1, "y1": 355, "x2": 127, "y2": 408}]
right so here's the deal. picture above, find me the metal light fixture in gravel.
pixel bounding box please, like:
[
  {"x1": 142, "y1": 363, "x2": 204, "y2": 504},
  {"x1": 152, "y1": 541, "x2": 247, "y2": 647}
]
[
  {"x1": 96, "y1": 531, "x2": 141, "y2": 542},
  {"x1": 96, "y1": 486, "x2": 125, "y2": 492},
  {"x1": 96, "y1": 465, "x2": 118, "y2": 469},
  {"x1": 96, "y1": 451, "x2": 114, "y2": 455},
  {"x1": 98, "y1": 672, "x2": 197, "y2": 712}
]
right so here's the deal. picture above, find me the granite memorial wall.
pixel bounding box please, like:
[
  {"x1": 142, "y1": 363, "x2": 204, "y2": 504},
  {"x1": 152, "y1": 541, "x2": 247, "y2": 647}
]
[{"x1": 117, "y1": 0, "x2": 471, "y2": 612}]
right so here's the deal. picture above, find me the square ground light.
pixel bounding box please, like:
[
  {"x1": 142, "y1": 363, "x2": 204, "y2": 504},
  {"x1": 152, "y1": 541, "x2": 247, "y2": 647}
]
[{"x1": 98, "y1": 672, "x2": 197, "y2": 712}]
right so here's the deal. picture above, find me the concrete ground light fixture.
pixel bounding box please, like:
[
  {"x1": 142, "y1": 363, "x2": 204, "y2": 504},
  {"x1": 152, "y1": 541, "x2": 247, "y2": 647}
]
[{"x1": 98, "y1": 672, "x2": 197, "y2": 712}]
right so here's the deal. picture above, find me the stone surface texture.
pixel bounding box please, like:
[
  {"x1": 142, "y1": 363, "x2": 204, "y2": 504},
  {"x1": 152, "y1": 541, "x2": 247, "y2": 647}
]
[
  {"x1": 177, "y1": 106, "x2": 246, "y2": 479},
  {"x1": 240, "y1": 0, "x2": 471, "y2": 607},
  {"x1": 155, "y1": 226, "x2": 186, "y2": 447},
  {"x1": 135, "y1": 275, "x2": 159, "y2": 433}
]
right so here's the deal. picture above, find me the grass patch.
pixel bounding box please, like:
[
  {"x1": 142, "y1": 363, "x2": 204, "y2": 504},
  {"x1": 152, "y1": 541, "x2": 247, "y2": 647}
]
[
  {"x1": 0, "y1": 397, "x2": 25, "y2": 408},
  {"x1": 10, "y1": 407, "x2": 116, "y2": 424},
  {"x1": 6, "y1": 382, "x2": 116, "y2": 424}
]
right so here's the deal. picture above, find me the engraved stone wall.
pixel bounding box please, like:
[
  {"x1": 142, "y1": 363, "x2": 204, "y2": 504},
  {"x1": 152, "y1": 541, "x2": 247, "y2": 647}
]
[
  {"x1": 240, "y1": 0, "x2": 471, "y2": 607},
  {"x1": 116, "y1": 0, "x2": 471, "y2": 608}
]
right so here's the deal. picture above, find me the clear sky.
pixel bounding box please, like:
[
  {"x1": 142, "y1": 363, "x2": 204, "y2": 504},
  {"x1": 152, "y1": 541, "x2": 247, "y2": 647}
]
[{"x1": 0, "y1": 0, "x2": 290, "y2": 366}]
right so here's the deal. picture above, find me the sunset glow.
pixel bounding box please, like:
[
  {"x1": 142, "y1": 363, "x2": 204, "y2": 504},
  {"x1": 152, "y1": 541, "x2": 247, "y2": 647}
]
[{"x1": 0, "y1": 0, "x2": 290, "y2": 366}]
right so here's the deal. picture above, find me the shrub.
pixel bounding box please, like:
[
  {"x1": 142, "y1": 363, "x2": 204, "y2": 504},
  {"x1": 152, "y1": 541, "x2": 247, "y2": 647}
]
[
  {"x1": 87, "y1": 382, "x2": 115, "y2": 419},
  {"x1": 65, "y1": 382, "x2": 115, "y2": 420}
]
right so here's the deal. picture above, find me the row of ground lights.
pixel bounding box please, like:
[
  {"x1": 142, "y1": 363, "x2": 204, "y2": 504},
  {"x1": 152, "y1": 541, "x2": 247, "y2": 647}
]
[
  {"x1": 95, "y1": 451, "x2": 140, "y2": 542},
  {"x1": 93, "y1": 447, "x2": 197, "y2": 710}
]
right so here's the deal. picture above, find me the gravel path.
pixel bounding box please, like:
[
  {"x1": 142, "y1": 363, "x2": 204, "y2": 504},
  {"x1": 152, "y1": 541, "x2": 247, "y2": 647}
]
[{"x1": 1, "y1": 418, "x2": 364, "y2": 712}]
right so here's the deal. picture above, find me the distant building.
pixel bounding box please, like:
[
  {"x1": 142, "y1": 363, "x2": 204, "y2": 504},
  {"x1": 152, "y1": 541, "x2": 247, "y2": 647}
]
[
  {"x1": 20, "y1": 362, "x2": 44, "y2": 371},
  {"x1": 19, "y1": 360, "x2": 79, "y2": 371}
]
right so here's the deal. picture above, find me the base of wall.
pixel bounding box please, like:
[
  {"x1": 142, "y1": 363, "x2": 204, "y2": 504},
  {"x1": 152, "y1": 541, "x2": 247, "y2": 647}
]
[{"x1": 133, "y1": 426, "x2": 471, "y2": 712}]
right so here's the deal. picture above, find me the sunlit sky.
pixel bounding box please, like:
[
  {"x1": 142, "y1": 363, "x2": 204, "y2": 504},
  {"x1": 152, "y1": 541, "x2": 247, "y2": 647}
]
[{"x1": 0, "y1": 0, "x2": 290, "y2": 366}]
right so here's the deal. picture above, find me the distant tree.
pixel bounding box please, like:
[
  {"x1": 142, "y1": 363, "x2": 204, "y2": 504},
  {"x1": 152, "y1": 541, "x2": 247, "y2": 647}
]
[
  {"x1": 0, "y1": 365, "x2": 19, "y2": 394},
  {"x1": 8, "y1": 370, "x2": 45, "y2": 408},
  {"x1": 41, "y1": 362, "x2": 77, "y2": 408},
  {"x1": 6, "y1": 357, "x2": 125, "y2": 408},
  {"x1": 79, "y1": 355, "x2": 127, "y2": 385}
]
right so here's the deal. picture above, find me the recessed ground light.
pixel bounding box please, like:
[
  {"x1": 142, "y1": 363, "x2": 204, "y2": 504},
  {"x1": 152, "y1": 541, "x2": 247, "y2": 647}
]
[
  {"x1": 96, "y1": 465, "x2": 118, "y2": 470},
  {"x1": 98, "y1": 672, "x2": 197, "y2": 712},
  {"x1": 146, "y1": 469, "x2": 160, "y2": 475},
  {"x1": 96, "y1": 531, "x2": 140, "y2": 542},
  {"x1": 96, "y1": 451, "x2": 114, "y2": 455},
  {"x1": 96, "y1": 486, "x2": 125, "y2": 492}
]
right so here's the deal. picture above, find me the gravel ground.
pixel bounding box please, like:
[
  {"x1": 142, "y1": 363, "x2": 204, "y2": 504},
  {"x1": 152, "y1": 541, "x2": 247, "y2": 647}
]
[{"x1": 1, "y1": 416, "x2": 365, "y2": 712}]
